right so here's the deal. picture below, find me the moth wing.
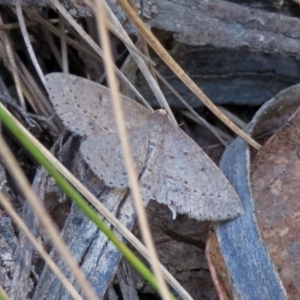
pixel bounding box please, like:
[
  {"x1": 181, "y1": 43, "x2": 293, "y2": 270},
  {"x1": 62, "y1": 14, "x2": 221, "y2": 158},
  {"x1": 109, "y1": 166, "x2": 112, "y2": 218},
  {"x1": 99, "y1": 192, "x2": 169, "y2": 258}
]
[
  {"x1": 140, "y1": 114, "x2": 243, "y2": 221},
  {"x1": 45, "y1": 73, "x2": 151, "y2": 137},
  {"x1": 80, "y1": 127, "x2": 149, "y2": 189}
]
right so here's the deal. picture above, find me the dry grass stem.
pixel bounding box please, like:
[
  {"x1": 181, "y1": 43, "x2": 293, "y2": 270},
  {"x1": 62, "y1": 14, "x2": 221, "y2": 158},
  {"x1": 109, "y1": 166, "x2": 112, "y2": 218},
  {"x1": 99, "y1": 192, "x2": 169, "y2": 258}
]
[
  {"x1": 107, "y1": 21, "x2": 156, "y2": 65},
  {"x1": 102, "y1": 1, "x2": 175, "y2": 122},
  {"x1": 59, "y1": 16, "x2": 69, "y2": 73},
  {"x1": 23, "y1": 8, "x2": 102, "y2": 63},
  {"x1": 94, "y1": 1, "x2": 172, "y2": 299},
  {"x1": 155, "y1": 70, "x2": 230, "y2": 146},
  {"x1": 0, "y1": 19, "x2": 59, "y2": 31},
  {"x1": 0, "y1": 102, "x2": 192, "y2": 299},
  {"x1": 15, "y1": 0, "x2": 46, "y2": 87},
  {"x1": 205, "y1": 235, "x2": 226, "y2": 300},
  {"x1": 0, "y1": 191, "x2": 83, "y2": 300},
  {"x1": 217, "y1": 106, "x2": 247, "y2": 129},
  {"x1": 13, "y1": 52, "x2": 56, "y2": 120},
  {"x1": 0, "y1": 133, "x2": 98, "y2": 300},
  {"x1": 181, "y1": 110, "x2": 231, "y2": 146},
  {"x1": 117, "y1": 0, "x2": 261, "y2": 150},
  {"x1": 0, "y1": 40, "x2": 38, "y2": 114},
  {"x1": 0, "y1": 15, "x2": 26, "y2": 110},
  {"x1": 43, "y1": 27, "x2": 63, "y2": 69},
  {"x1": 49, "y1": 0, "x2": 150, "y2": 109}
]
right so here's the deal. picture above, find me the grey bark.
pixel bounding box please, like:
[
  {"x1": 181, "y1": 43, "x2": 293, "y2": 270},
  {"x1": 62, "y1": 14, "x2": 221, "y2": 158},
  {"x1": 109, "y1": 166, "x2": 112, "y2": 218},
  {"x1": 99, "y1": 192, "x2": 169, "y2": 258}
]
[
  {"x1": 30, "y1": 135, "x2": 141, "y2": 299},
  {"x1": 1, "y1": 0, "x2": 300, "y2": 56}
]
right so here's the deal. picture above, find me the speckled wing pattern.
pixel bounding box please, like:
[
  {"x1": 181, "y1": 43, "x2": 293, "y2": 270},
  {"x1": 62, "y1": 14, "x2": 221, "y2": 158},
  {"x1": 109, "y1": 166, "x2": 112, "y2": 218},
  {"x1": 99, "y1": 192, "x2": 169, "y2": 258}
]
[
  {"x1": 80, "y1": 127, "x2": 149, "y2": 189},
  {"x1": 45, "y1": 73, "x2": 243, "y2": 221},
  {"x1": 45, "y1": 73, "x2": 151, "y2": 137},
  {"x1": 139, "y1": 113, "x2": 243, "y2": 221}
]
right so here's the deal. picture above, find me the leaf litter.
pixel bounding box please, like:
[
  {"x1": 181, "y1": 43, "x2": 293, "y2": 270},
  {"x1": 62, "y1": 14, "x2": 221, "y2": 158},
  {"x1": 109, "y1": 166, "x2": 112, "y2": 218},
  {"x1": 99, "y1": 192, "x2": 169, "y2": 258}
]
[{"x1": 251, "y1": 106, "x2": 300, "y2": 299}]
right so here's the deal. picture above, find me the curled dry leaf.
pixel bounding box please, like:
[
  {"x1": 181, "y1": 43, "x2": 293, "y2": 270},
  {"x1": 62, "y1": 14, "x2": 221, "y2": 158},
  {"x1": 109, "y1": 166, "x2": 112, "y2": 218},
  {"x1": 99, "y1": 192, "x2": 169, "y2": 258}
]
[
  {"x1": 214, "y1": 84, "x2": 300, "y2": 299},
  {"x1": 205, "y1": 230, "x2": 233, "y2": 300},
  {"x1": 251, "y1": 106, "x2": 300, "y2": 299}
]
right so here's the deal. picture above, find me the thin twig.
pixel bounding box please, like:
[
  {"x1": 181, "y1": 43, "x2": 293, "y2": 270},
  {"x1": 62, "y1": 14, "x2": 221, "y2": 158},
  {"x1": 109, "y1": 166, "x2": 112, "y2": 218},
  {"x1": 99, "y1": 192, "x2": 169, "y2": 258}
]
[
  {"x1": 0, "y1": 14, "x2": 26, "y2": 110},
  {"x1": 0, "y1": 19, "x2": 58, "y2": 31},
  {"x1": 155, "y1": 70, "x2": 229, "y2": 146},
  {"x1": 181, "y1": 110, "x2": 230, "y2": 146},
  {"x1": 0, "y1": 130, "x2": 98, "y2": 300},
  {"x1": 42, "y1": 27, "x2": 63, "y2": 69},
  {"x1": 0, "y1": 190, "x2": 83, "y2": 300},
  {"x1": 59, "y1": 16, "x2": 69, "y2": 73},
  {"x1": 83, "y1": 0, "x2": 176, "y2": 120},
  {"x1": 127, "y1": 0, "x2": 159, "y2": 85},
  {"x1": 205, "y1": 232, "x2": 226, "y2": 300},
  {"x1": 83, "y1": 0, "x2": 155, "y2": 65},
  {"x1": 103, "y1": 1, "x2": 177, "y2": 122},
  {"x1": 15, "y1": 0, "x2": 46, "y2": 87},
  {"x1": 0, "y1": 39, "x2": 38, "y2": 113},
  {"x1": 13, "y1": 53, "x2": 56, "y2": 120},
  {"x1": 94, "y1": 1, "x2": 172, "y2": 299},
  {"x1": 0, "y1": 92, "x2": 39, "y2": 129},
  {"x1": 49, "y1": 0, "x2": 150, "y2": 109},
  {"x1": 217, "y1": 106, "x2": 247, "y2": 129},
  {"x1": 24, "y1": 8, "x2": 102, "y2": 63}
]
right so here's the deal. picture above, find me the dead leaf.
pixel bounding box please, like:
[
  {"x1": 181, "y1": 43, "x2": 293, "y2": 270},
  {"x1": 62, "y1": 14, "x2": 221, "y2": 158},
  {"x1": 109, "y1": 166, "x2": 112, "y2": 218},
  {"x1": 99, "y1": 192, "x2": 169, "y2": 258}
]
[
  {"x1": 251, "y1": 106, "x2": 300, "y2": 299},
  {"x1": 205, "y1": 230, "x2": 233, "y2": 300}
]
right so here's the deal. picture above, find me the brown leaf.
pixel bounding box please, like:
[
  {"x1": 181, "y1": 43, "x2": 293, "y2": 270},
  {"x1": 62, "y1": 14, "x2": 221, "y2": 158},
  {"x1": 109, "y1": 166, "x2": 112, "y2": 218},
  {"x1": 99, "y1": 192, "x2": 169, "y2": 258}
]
[
  {"x1": 205, "y1": 231, "x2": 233, "y2": 300},
  {"x1": 251, "y1": 106, "x2": 300, "y2": 299}
]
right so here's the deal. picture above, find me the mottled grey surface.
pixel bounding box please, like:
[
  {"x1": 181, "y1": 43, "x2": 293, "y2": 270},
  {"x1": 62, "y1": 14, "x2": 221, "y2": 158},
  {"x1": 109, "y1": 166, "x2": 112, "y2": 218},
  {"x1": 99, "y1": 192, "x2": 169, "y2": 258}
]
[
  {"x1": 138, "y1": 46, "x2": 300, "y2": 108},
  {"x1": 46, "y1": 72, "x2": 243, "y2": 221}
]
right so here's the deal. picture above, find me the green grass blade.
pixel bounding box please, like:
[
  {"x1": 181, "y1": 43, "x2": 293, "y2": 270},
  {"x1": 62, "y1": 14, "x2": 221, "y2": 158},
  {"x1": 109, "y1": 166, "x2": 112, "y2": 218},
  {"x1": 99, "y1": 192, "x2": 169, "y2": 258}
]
[{"x1": 0, "y1": 103, "x2": 176, "y2": 300}]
